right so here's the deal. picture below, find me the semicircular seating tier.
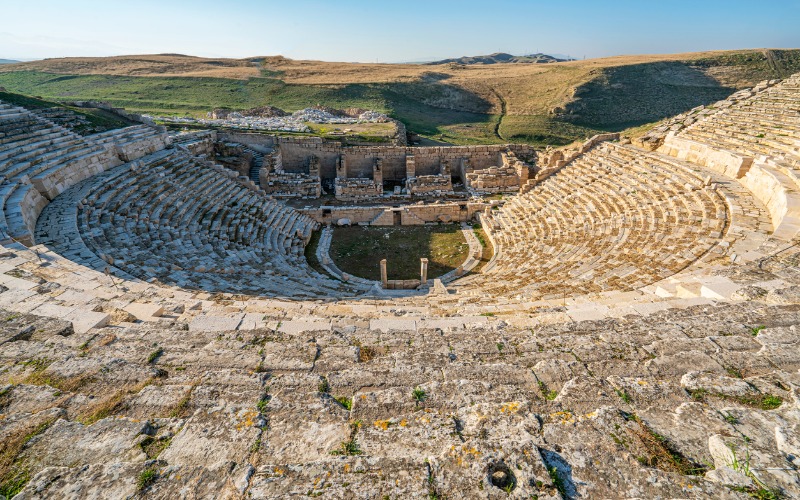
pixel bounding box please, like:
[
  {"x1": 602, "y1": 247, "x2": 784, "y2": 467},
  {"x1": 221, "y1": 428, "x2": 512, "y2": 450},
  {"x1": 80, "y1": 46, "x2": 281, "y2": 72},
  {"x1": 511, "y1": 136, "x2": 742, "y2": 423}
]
[
  {"x1": 455, "y1": 141, "x2": 764, "y2": 300},
  {"x1": 660, "y1": 72, "x2": 800, "y2": 240},
  {"x1": 0, "y1": 102, "x2": 116, "y2": 244},
  {"x1": 0, "y1": 102, "x2": 173, "y2": 243},
  {"x1": 34, "y1": 149, "x2": 359, "y2": 298}
]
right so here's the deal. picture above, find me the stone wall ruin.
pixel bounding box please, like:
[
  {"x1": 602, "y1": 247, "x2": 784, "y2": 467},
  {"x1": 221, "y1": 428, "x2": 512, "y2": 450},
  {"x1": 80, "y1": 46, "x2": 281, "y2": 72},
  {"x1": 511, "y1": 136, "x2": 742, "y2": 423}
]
[
  {"x1": 262, "y1": 137, "x2": 536, "y2": 199},
  {"x1": 260, "y1": 150, "x2": 322, "y2": 198}
]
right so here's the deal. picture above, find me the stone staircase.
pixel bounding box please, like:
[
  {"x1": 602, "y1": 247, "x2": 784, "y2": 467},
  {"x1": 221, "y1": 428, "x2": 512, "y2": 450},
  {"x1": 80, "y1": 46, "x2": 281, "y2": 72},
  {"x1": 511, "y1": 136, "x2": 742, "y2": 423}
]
[{"x1": 243, "y1": 146, "x2": 266, "y2": 183}]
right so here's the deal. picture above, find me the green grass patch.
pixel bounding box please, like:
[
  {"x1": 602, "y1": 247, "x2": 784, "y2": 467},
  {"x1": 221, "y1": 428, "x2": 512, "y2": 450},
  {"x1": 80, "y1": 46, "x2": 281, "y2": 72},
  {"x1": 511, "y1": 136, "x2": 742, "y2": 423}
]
[
  {"x1": 140, "y1": 436, "x2": 172, "y2": 459},
  {"x1": 616, "y1": 388, "x2": 633, "y2": 404},
  {"x1": 628, "y1": 414, "x2": 709, "y2": 476},
  {"x1": 729, "y1": 485, "x2": 782, "y2": 499},
  {"x1": 137, "y1": 466, "x2": 158, "y2": 491},
  {"x1": 4, "y1": 50, "x2": 800, "y2": 146},
  {"x1": 0, "y1": 418, "x2": 55, "y2": 498},
  {"x1": 304, "y1": 229, "x2": 329, "y2": 276},
  {"x1": 0, "y1": 71, "x2": 390, "y2": 117},
  {"x1": 537, "y1": 380, "x2": 558, "y2": 401},
  {"x1": 548, "y1": 466, "x2": 567, "y2": 498},
  {"x1": 688, "y1": 388, "x2": 783, "y2": 410},
  {"x1": 168, "y1": 383, "x2": 197, "y2": 418},
  {"x1": 330, "y1": 439, "x2": 361, "y2": 456},
  {"x1": 0, "y1": 464, "x2": 30, "y2": 499},
  {"x1": 469, "y1": 223, "x2": 493, "y2": 274},
  {"x1": 412, "y1": 386, "x2": 428, "y2": 404},
  {"x1": 0, "y1": 70, "x2": 590, "y2": 145},
  {"x1": 335, "y1": 396, "x2": 352, "y2": 411},
  {"x1": 328, "y1": 224, "x2": 469, "y2": 281},
  {"x1": 256, "y1": 395, "x2": 271, "y2": 413},
  {"x1": 500, "y1": 114, "x2": 599, "y2": 146},
  {"x1": 147, "y1": 347, "x2": 163, "y2": 364},
  {"x1": 305, "y1": 121, "x2": 396, "y2": 142},
  {"x1": 330, "y1": 420, "x2": 362, "y2": 456}
]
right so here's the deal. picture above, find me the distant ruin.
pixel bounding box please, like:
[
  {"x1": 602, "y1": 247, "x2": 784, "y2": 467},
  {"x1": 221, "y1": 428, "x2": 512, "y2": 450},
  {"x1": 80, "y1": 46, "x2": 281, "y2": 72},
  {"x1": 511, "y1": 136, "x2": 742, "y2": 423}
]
[{"x1": 220, "y1": 134, "x2": 536, "y2": 200}]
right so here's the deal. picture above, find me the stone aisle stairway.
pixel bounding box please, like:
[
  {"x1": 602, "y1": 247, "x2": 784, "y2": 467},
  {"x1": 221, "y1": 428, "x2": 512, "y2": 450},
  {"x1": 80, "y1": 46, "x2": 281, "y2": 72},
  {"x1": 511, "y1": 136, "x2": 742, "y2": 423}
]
[{"x1": 245, "y1": 147, "x2": 266, "y2": 183}]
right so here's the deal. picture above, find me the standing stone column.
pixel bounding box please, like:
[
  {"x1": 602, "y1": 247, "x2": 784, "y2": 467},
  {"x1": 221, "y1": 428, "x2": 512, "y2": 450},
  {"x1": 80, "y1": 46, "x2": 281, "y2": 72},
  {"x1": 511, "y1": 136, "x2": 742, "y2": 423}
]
[
  {"x1": 420, "y1": 258, "x2": 429, "y2": 284},
  {"x1": 405, "y1": 155, "x2": 416, "y2": 179},
  {"x1": 380, "y1": 259, "x2": 388, "y2": 289}
]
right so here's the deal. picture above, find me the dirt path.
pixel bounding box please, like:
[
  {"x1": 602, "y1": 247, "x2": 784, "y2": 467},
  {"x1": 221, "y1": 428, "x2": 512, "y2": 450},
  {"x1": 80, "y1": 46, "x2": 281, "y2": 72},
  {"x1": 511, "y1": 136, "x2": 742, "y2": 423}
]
[{"x1": 490, "y1": 88, "x2": 507, "y2": 141}]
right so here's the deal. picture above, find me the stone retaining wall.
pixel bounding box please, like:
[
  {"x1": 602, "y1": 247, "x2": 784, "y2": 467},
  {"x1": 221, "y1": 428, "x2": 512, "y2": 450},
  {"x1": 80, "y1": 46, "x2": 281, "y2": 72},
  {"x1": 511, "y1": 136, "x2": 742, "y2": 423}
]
[
  {"x1": 18, "y1": 184, "x2": 49, "y2": 244},
  {"x1": 334, "y1": 178, "x2": 382, "y2": 200},
  {"x1": 68, "y1": 101, "x2": 157, "y2": 126},
  {"x1": 406, "y1": 175, "x2": 453, "y2": 195},
  {"x1": 217, "y1": 131, "x2": 278, "y2": 149},
  {"x1": 278, "y1": 138, "x2": 536, "y2": 183},
  {"x1": 659, "y1": 133, "x2": 753, "y2": 179},
  {"x1": 31, "y1": 148, "x2": 117, "y2": 201},
  {"x1": 740, "y1": 159, "x2": 800, "y2": 240},
  {"x1": 462, "y1": 150, "x2": 533, "y2": 193},
  {"x1": 260, "y1": 151, "x2": 321, "y2": 198},
  {"x1": 465, "y1": 165, "x2": 519, "y2": 193},
  {"x1": 300, "y1": 202, "x2": 487, "y2": 226}
]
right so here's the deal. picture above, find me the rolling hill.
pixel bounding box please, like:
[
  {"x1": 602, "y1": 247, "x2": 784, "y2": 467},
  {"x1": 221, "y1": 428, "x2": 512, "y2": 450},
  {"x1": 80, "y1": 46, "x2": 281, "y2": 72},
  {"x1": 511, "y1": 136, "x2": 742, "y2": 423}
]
[
  {"x1": 425, "y1": 52, "x2": 569, "y2": 65},
  {"x1": 1, "y1": 49, "x2": 798, "y2": 145}
]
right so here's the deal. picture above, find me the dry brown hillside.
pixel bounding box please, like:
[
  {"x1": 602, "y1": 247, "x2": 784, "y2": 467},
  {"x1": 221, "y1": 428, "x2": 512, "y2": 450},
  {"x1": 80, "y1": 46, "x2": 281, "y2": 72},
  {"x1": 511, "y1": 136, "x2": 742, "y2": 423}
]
[
  {"x1": 4, "y1": 49, "x2": 794, "y2": 116},
  {"x1": 1, "y1": 54, "x2": 261, "y2": 78},
  {"x1": 2, "y1": 49, "x2": 798, "y2": 144}
]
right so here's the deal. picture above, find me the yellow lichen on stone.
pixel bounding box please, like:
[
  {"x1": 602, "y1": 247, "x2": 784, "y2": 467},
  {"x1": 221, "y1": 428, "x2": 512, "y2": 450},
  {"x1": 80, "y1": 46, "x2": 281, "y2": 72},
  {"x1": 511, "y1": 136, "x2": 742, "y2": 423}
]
[
  {"x1": 235, "y1": 409, "x2": 259, "y2": 431},
  {"x1": 500, "y1": 401, "x2": 521, "y2": 413},
  {"x1": 448, "y1": 443, "x2": 482, "y2": 468},
  {"x1": 551, "y1": 411, "x2": 575, "y2": 424},
  {"x1": 374, "y1": 419, "x2": 392, "y2": 430}
]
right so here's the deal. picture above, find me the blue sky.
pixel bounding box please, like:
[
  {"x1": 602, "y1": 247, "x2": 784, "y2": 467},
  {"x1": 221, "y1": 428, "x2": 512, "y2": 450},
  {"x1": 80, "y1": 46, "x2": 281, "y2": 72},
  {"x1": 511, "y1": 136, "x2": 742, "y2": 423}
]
[{"x1": 1, "y1": 0, "x2": 798, "y2": 62}]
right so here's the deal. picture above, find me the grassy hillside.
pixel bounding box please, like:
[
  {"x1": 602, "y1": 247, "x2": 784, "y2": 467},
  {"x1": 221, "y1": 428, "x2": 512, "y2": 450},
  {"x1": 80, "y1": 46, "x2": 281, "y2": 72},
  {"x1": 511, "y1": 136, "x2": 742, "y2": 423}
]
[
  {"x1": 1, "y1": 49, "x2": 798, "y2": 146},
  {"x1": 0, "y1": 90, "x2": 134, "y2": 133},
  {"x1": 561, "y1": 49, "x2": 800, "y2": 129}
]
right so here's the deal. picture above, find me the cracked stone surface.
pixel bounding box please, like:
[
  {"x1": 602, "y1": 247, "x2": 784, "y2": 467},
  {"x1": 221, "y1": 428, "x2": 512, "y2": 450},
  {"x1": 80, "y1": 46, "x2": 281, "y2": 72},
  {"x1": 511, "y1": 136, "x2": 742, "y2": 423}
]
[{"x1": 1, "y1": 298, "x2": 799, "y2": 498}]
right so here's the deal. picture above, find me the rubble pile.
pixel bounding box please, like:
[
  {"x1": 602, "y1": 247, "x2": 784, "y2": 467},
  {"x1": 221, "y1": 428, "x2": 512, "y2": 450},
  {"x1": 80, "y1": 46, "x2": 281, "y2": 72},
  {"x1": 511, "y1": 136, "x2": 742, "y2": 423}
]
[{"x1": 151, "y1": 107, "x2": 389, "y2": 133}]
